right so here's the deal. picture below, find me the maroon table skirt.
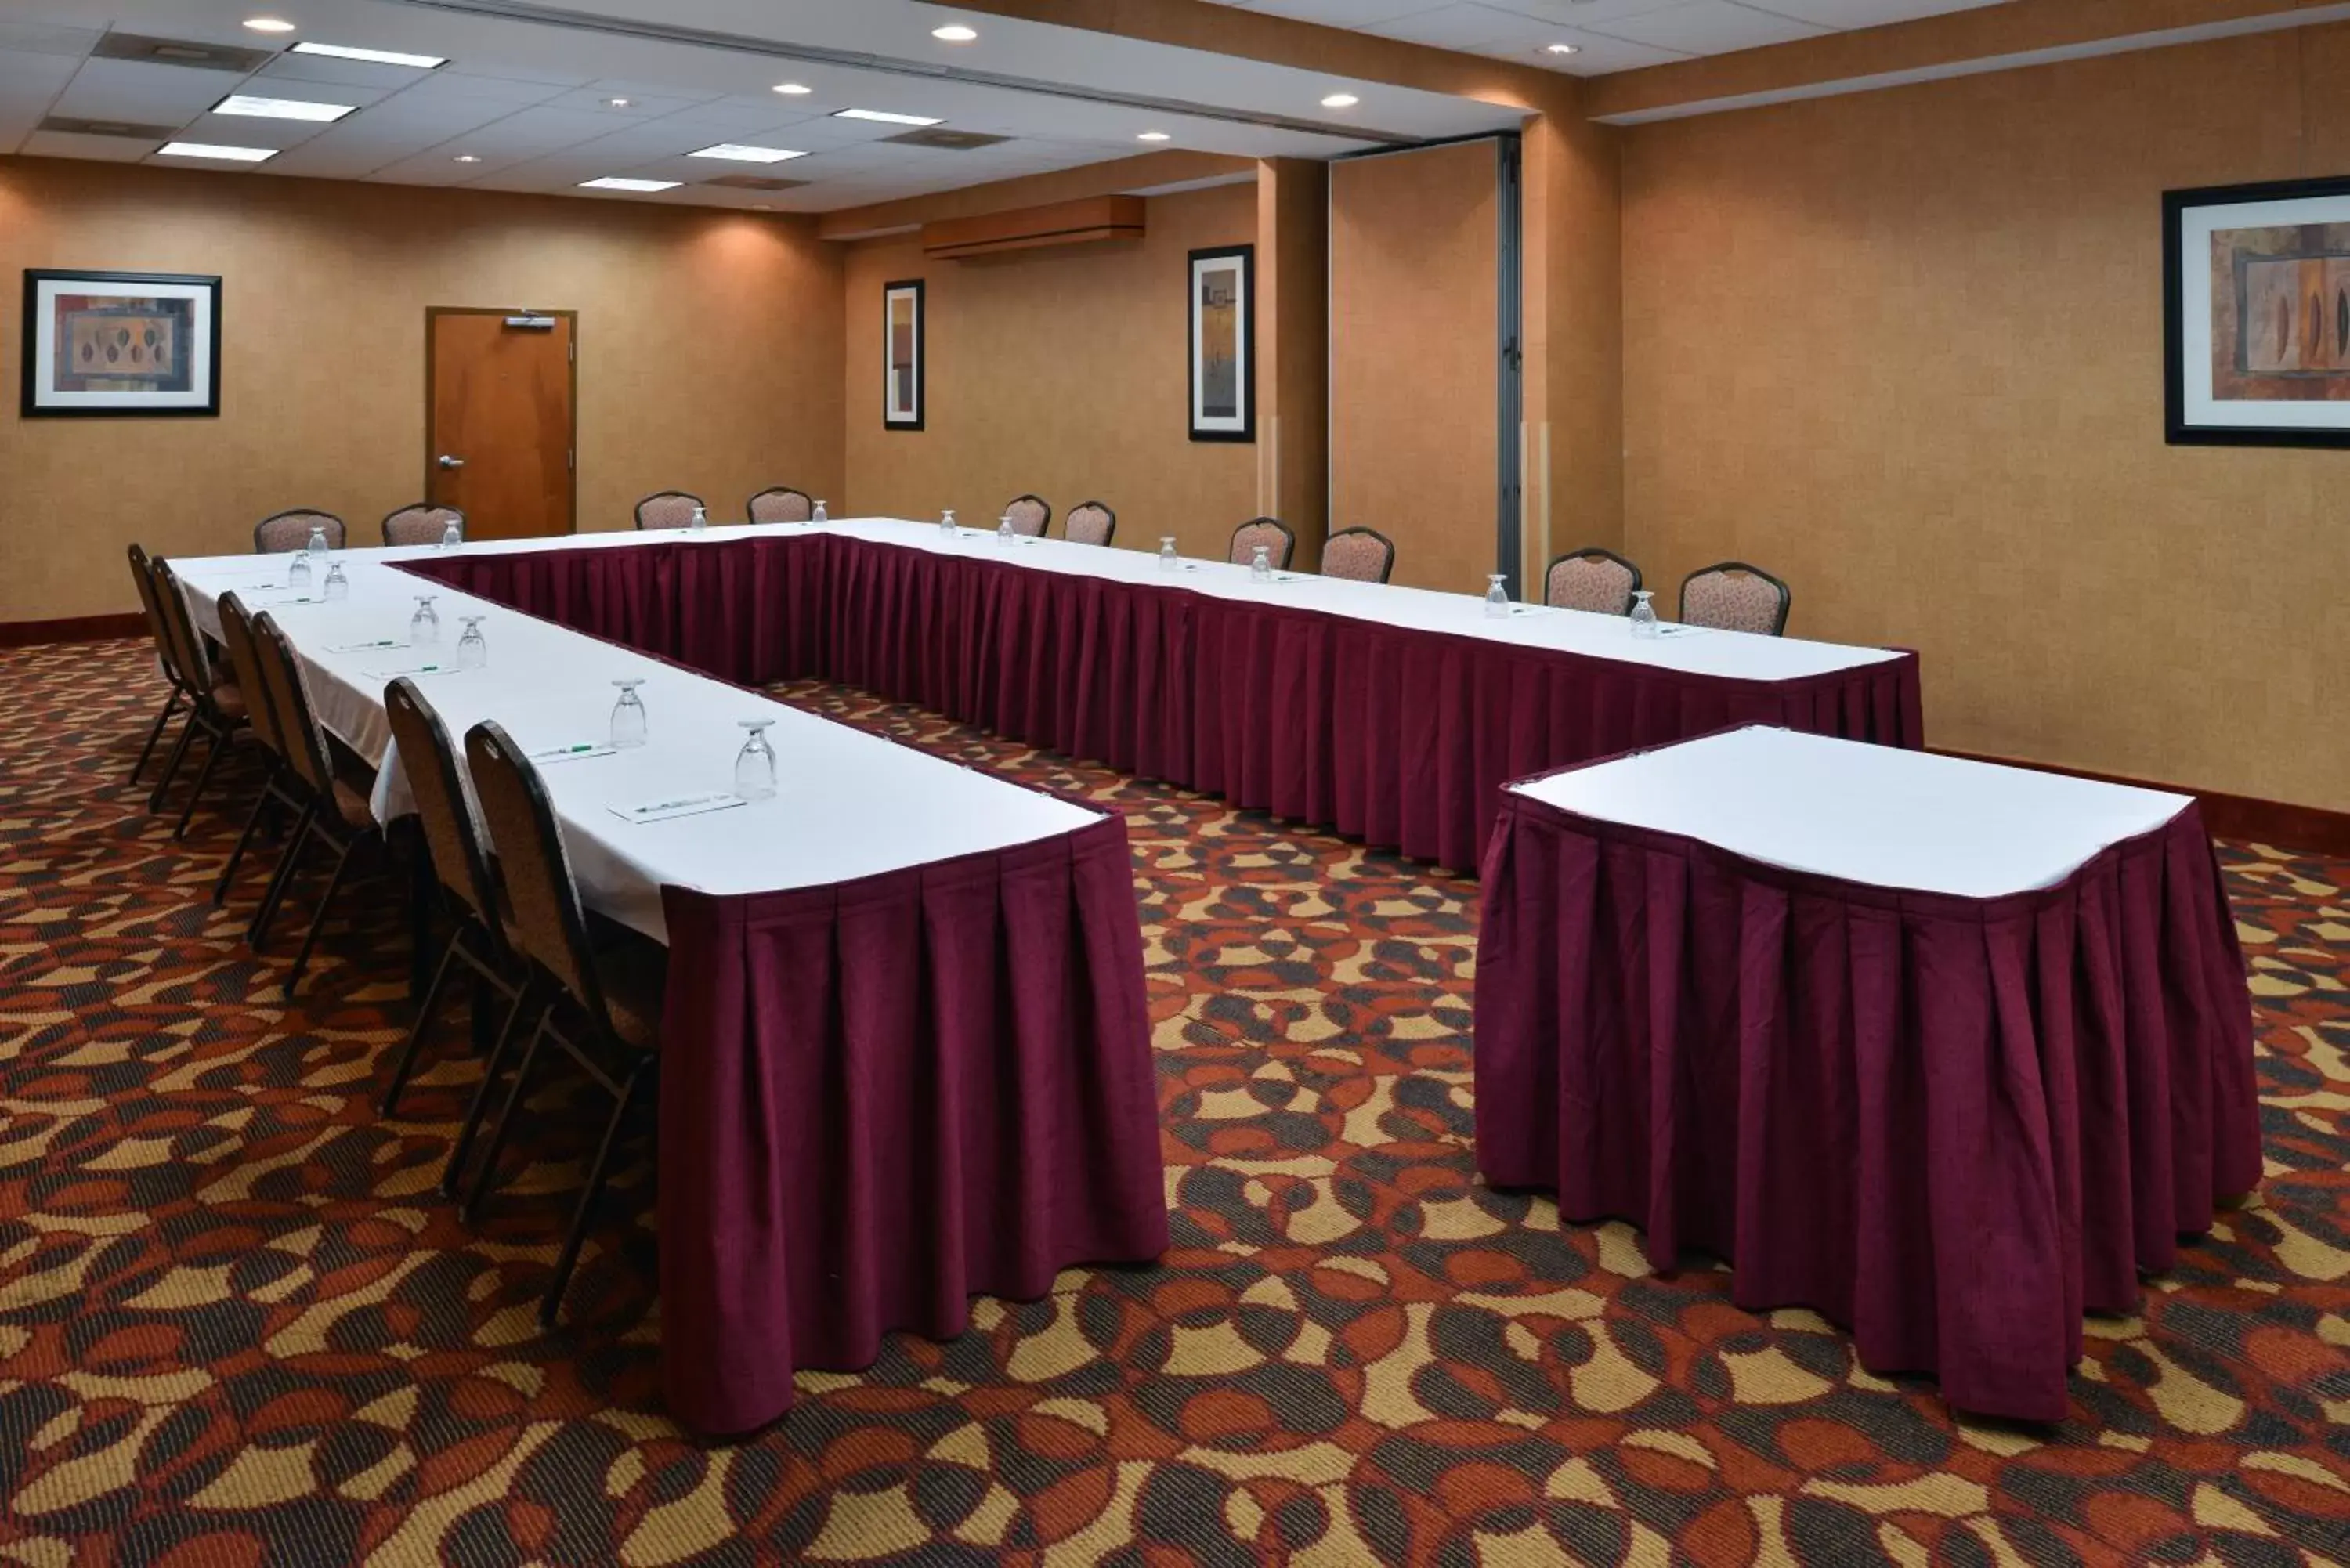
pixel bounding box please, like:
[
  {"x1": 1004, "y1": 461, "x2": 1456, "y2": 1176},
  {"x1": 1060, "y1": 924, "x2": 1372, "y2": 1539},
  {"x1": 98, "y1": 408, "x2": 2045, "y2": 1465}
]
[
  {"x1": 653, "y1": 815, "x2": 1166, "y2": 1436},
  {"x1": 405, "y1": 532, "x2": 1925, "y2": 872},
  {"x1": 1473, "y1": 789, "x2": 2260, "y2": 1421}
]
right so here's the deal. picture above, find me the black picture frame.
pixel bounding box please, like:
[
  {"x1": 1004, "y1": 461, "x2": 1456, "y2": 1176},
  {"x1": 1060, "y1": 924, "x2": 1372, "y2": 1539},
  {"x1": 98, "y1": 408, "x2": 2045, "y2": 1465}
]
[
  {"x1": 21, "y1": 268, "x2": 222, "y2": 419},
  {"x1": 1188, "y1": 244, "x2": 1254, "y2": 443},
  {"x1": 882, "y1": 277, "x2": 925, "y2": 432},
  {"x1": 2164, "y1": 174, "x2": 2350, "y2": 449}
]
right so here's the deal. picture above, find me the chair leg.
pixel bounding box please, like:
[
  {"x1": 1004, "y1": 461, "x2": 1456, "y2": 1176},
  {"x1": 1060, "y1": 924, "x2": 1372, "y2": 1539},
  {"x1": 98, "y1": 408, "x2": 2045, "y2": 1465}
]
[
  {"x1": 381, "y1": 928, "x2": 464, "y2": 1117},
  {"x1": 213, "y1": 776, "x2": 279, "y2": 907},
  {"x1": 539, "y1": 1058, "x2": 651, "y2": 1329},
  {"x1": 284, "y1": 836, "x2": 360, "y2": 998},
  {"x1": 146, "y1": 712, "x2": 200, "y2": 814},
  {"x1": 461, "y1": 1006, "x2": 552, "y2": 1223},
  {"x1": 439, "y1": 985, "x2": 536, "y2": 1200},
  {"x1": 171, "y1": 728, "x2": 228, "y2": 840},
  {"x1": 249, "y1": 804, "x2": 316, "y2": 951},
  {"x1": 129, "y1": 693, "x2": 183, "y2": 786}
]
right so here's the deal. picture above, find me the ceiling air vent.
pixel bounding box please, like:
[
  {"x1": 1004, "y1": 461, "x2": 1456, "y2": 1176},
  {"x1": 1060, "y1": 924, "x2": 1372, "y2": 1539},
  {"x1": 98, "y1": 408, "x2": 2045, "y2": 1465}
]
[
  {"x1": 92, "y1": 32, "x2": 277, "y2": 72},
  {"x1": 700, "y1": 174, "x2": 809, "y2": 192},
  {"x1": 881, "y1": 128, "x2": 1010, "y2": 151},
  {"x1": 40, "y1": 116, "x2": 182, "y2": 141}
]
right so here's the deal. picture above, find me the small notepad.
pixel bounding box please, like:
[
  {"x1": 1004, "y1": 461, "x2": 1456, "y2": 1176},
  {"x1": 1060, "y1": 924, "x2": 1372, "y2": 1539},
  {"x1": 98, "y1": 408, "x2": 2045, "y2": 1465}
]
[
  {"x1": 1651, "y1": 624, "x2": 1709, "y2": 640},
  {"x1": 530, "y1": 743, "x2": 617, "y2": 765},
  {"x1": 327, "y1": 638, "x2": 406, "y2": 654},
  {"x1": 363, "y1": 659, "x2": 458, "y2": 678},
  {"x1": 609, "y1": 792, "x2": 747, "y2": 825}
]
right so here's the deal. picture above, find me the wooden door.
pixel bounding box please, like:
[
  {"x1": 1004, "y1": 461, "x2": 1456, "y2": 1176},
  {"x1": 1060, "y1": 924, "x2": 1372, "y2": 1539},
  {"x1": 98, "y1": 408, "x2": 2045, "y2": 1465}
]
[{"x1": 425, "y1": 308, "x2": 576, "y2": 540}]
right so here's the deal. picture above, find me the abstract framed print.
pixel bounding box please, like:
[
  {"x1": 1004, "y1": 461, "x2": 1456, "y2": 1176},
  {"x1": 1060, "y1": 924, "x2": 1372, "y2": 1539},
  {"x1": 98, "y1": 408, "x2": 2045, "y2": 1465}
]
[
  {"x1": 21, "y1": 269, "x2": 222, "y2": 418},
  {"x1": 1188, "y1": 245, "x2": 1253, "y2": 443},
  {"x1": 2166, "y1": 175, "x2": 2350, "y2": 447},
  {"x1": 883, "y1": 278, "x2": 924, "y2": 431}
]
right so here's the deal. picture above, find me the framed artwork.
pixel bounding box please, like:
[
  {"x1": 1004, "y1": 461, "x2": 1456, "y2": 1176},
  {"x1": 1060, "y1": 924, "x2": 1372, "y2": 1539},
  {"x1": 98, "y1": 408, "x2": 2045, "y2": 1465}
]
[
  {"x1": 2165, "y1": 175, "x2": 2350, "y2": 447},
  {"x1": 1188, "y1": 244, "x2": 1253, "y2": 443},
  {"x1": 21, "y1": 269, "x2": 221, "y2": 418},
  {"x1": 883, "y1": 278, "x2": 924, "y2": 431}
]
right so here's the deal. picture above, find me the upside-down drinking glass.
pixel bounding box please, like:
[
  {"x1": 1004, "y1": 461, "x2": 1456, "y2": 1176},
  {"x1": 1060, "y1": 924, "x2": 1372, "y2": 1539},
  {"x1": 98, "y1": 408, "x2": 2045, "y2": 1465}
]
[
  {"x1": 1159, "y1": 537, "x2": 1179, "y2": 573},
  {"x1": 1629, "y1": 591, "x2": 1659, "y2": 640},
  {"x1": 689, "y1": 504, "x2": 709, "y2": 532},
  {"x1": 1484, "y1": 574, "x2": 1511, "y2": 619},
  {"x1": 456, "y1": 616, "x2": 487, "y2": 670},
  {"x1": 410, "y1": 595, "x2": 440, "y2": 645},
  {"x1": 287, "y1": 552, "x2": 313, "y2": 594},
  {"x1": 439, "y1": 517, "x2": 464, "y2": 549},
  {"x1": 734, "y1": 718, "x2": 778, "y2": 800},
  {"x1": 997, "y1": 515, "x2": 1015, "y2": 545},
  {"x1": 306, "y1": 525, "x2": 331, "y2": 563},
  {"x1": 611, "y1": 679, "x2": 649, "y2": 749},
  {"x1": 323, "y1": 562, "x2": 349, "y2": 602},
  {"x1": 812, "y1": 500, "x2": 829, "y2": 523},
  {"x1": 940, "y1": 508, "x2": 956, "y2": 537},
  {"x1": 1250, "y1": 544, "x2": 1273, "y2": 583}
]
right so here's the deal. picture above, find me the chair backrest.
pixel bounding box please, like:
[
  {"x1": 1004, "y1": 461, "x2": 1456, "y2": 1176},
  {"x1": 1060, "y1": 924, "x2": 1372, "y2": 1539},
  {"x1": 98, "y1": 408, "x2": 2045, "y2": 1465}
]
[
  {"x1": 1679, "y1": 561, "x2": 1791, "y2": 636},
  {"x1": 127, "y1": 544, "x2": 188, "y2": 692},
  {"x1": 465, "y1": 719, "x2": 611, "y2": 1026},
  {"x1": 1002, "y1": 495, "x2": 1051, "y2": 537},
  {"x1": 747, "y1": 486, "x2": 812, "y2": 524},
  {"x1": 1545, "y1": 547, "x2": 1642, "y2": 616},
  {"x1": 1063, "y1": 501, "x2": 1115, "y2": 547},
  {"x1": 250, "y1": 612, "x2": 338, "y2": 799},
  {"x1": 1321, "y1": 526, "x2": 1396, "y2": 585},
  {"x1": 214, "y1": 592, "x2": 284, "y2": 757},
  {"x1": 385, "y1": 678, "x2": 508, "y2": 956},
  {"x1": 383, "y1": 504, "x2": 463, "y2": 547},
  {"x1": 634, "y1": 490, "x2": 704, "y2": 530},
  {"x1": 146, "y1": 557, "x2": 219, "y2": 699},
  {"x1": 1228, "y1": 517, "x2": 1294, "y2": 570},
  {"x1": 254, "y1": 509, "x2": 345, "y2": 555}
]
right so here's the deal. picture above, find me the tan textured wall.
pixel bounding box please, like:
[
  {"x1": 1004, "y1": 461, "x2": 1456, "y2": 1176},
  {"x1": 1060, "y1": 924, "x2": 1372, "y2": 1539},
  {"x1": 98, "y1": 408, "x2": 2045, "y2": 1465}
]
[
  {"x1": 841, "y1": 182, "x2": 1260, "y2": 559},
  {"x1": 1330, "y1": 139, "x2": 1502, "y2": 596},
  {"x1": 0, "y1": 155, "x2": 844, "y2": 622},
  {"x1": 1622, "y1": 26, "x2": 2350, "y2": 811}
]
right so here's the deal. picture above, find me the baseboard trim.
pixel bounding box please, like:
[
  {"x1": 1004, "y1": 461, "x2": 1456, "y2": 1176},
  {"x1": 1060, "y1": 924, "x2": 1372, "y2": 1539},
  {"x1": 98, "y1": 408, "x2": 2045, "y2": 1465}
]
[
  {"x1": 1936, "y1": 748, "x2": 2350, "y2": 858},
  {"x1": 0, "y1": 613, "x2": 146, "y2": 649}
]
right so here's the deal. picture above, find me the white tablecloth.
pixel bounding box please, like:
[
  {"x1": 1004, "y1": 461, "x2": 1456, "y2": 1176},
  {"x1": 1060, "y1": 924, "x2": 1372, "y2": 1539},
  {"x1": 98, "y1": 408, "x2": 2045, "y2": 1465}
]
[
  {"x1": 169, "y1": 546, "x2": 1100, "y2": 942},
  {"x1": 1511, "y1": 725, "x2": 2193, "y2": 898}
]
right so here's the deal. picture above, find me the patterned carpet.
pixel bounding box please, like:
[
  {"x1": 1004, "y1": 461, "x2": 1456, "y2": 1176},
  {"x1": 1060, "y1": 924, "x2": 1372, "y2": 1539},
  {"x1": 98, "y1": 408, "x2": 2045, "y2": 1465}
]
[{"x1": 2, "y1": 639, "x2": 2349, "y2": 1567}]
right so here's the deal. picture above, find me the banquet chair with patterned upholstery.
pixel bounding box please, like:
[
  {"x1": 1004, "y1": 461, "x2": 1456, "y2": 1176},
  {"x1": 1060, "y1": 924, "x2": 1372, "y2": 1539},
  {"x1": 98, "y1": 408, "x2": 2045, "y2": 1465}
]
[
  {"x1": 1002, "y1": 494, "x2": 1051, "y2": 537},
  {"x1": 208, "y1": 591, "x2": 308, "y2": 921},
  {"x1": 1228, "y1": 517, "x2": 1295, "y2": 571},
  {"x1": 248, "y1": 612, "x2": 384, "y2": 997},
  {"x1": 1321, "y1": 526, "x2": 1396, "y2": 585},
  {"x1": 253, "y1": 508, "x2": 345, "y2": 555},
  {"x1": 634, "y1": 490, "x2": 704, "y2": 530},
  {"x1": 125, "y1": 544, "x2": 192, "y2": 787},
  {"x1": 460, "y1": 719, "x2": 665, "y2": 1326},
  {"x1": 746, "y1": 486, "x2": 814, "y2": 524},
  {"x1": 382, "y1": 504, "x2": 463, "y2": 547},
  {"x1": 1063, "y1": 501, "x2": 1116, "y2": 547},
  {"x1": 1544, "y1": 547, "x2": 1643, "y2": 616},
  {"x1": 145, "y1": 556, "x2": 251, "y2": 833},
  {"x1": 378, "y1": 680, "x2": 536, "y2": 1160},
  {"x1": 1679, "y1": 561, "x2": 1791, "y2": 637}
]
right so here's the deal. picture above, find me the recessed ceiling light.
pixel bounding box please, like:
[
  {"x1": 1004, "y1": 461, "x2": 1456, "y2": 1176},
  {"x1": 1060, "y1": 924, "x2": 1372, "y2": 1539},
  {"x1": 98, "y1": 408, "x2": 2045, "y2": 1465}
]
[
  {"x1": 931, "y1": 23, "x2": 978, "y2": 42},
  {"x1": 606, "y1": 96, "x2": 632, "y2": 108},
  {"x1": 1544, "y1": 42, "x2": 1580, "y2": 55},
  {"x1": 1137, "y1": 131, "x2": 1170, "y2": 143},
  {"x1": 690, "y1": 143, "x2": 808, "y2": 164},
  {"x1": 242, "y1": 16, "x2": 296, "y2": 33},
  {"x1": 1321, "y1": 93, "x2": 1359, "y2": 108},
  {"x1": 834, "y1": 108, "x2": 942, "y2": 126},
  {"x1": 288, "y1": 40, "x2": 445, "y2": 68},
  {"x1": 160, "y1": 142, "x2": 277, "y2": 162},
  {"x1": 579, "y1": 176, "x2": 678, "y2": 192},
  {"x1": 213, "y1": 92, "x2": 356, "y2": 122},
  {"x1": 453, "y1": 154, "x2": 481, "y2": 164},
  {"x1": 773, "y1": 82, "x2": 812, "y2": 95}
]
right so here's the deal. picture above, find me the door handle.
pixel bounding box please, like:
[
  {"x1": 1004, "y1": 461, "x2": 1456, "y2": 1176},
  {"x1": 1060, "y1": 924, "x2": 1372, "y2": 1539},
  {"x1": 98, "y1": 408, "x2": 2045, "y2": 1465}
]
[{"x1": 437, "y1": 454, "x2": 465, "y2": 470}]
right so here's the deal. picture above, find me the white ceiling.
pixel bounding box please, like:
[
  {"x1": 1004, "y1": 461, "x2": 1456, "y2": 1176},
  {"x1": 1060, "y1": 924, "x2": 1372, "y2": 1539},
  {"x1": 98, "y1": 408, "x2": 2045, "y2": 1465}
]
[
  {"x1": 0, "y1": 0, "x2": 1527, "y2": 211},
  {"x1": 1210, "y1": 0, "x2": 2011, "y2": 75}
]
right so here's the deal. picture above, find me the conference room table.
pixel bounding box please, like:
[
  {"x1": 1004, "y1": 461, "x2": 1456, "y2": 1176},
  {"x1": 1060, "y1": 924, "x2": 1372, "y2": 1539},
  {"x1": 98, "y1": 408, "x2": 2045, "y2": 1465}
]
[
  {"x1": 1474, "y1": 726, "x2": 2260, "y2": 1421},
  {"x1": 166, "y1": 541, "x2": 1168, "y2": 1437}
]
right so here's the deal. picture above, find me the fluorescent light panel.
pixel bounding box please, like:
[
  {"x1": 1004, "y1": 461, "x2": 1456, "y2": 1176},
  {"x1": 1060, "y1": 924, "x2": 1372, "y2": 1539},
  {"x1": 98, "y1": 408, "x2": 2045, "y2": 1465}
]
[
  {"x1": 214, "y1": 92, "x2": 356, "y2": 122},
  {"x1": 689, "y1": 143, "x2": 807, "y2": 164},
  {"x1": 579, "y1": 176, "x2": 679, "y2": 191},
  {"x1": 161, "y1": 141, "x2": 275, "y2": 161},
  {"x1": 289, "y1": 40, "x2": 447, "y2": 69},
  {"x1": 833, "y1": 108, "x2": 942, "y2": 126}
]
